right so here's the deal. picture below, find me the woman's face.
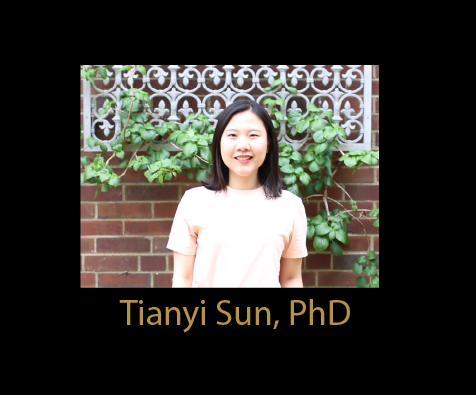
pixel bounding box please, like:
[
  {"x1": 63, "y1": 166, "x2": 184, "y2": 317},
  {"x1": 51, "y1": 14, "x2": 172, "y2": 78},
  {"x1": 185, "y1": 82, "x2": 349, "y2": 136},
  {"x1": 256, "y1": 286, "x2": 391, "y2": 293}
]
[{"x1": 220, "y1": 110, "x2": 269, "y2": 186}]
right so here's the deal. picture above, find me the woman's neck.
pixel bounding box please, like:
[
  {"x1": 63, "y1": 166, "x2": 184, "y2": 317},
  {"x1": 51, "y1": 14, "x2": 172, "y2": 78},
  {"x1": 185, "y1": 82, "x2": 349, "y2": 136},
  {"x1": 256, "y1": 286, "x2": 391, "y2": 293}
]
[{"x1": 228, "y1": 175, "x2": 261, "y2": 190}]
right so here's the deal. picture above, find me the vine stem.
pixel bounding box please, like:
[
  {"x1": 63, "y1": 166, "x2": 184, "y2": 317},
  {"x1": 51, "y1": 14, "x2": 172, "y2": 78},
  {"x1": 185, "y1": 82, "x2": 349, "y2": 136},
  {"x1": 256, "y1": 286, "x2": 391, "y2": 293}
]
[{"x1": 169, "y1": 141, "x2": 209, "y2": 165}]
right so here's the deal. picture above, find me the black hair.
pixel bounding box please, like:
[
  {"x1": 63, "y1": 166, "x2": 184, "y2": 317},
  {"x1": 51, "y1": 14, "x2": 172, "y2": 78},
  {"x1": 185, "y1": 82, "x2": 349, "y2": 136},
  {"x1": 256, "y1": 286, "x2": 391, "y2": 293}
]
[{"x1": 202, "y1": 99, "x2": 284, "y2": 199}]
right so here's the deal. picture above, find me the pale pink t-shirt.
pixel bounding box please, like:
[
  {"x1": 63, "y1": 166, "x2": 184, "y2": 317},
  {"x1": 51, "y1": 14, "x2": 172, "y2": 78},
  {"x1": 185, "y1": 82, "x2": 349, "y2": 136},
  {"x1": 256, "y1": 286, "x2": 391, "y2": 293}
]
[{"x1": 166, "y1": 185, "x2": 308, "y2": 287}]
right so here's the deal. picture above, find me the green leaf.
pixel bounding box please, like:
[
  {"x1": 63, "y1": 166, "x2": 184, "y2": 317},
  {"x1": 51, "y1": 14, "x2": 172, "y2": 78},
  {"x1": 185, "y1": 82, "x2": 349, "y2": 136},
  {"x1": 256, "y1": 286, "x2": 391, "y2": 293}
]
[
  {"x1": 279, "y1": 157, "x2": 290, "y2": 166},
  {"x1": 329, "y1": 241, "x2": 343, "y2": 256},
  {"x1": 296, "y1": 119, "x2": 310, "y2": 133},
  {"x1": 116, "y1": 150, "x2": 125, "y2": 160},
  {"x1": 315, "y1": 222, "x2": 332, "y2": 236},
  {"x1": 272, "y1": 120, "x2": 279, "y2": 128},
  {"x1": 313, "y1": 131, "x2": 325, "y2": 143},
  {"x1": 309, "y1": 160, "x2": 320, "y2": 173},
  {"x1": 280, "y1": 164, "x2": 294, "y2": 174},
  {"x1": 304, "y1": 183, "x2": 315, "y2": 197},
  {"x1": 183, "y1": 143, "x2": 198, "y2": 157},
  {"x1": 335, "y1": 228, "x2": 348, "y2": 244},
  {"x1": 306, "y1": 102, "x2": 320, "y2": 112},
  {"x1": 313, "y1": 235, "x2": 329, "y2": 252},
  {"x1": 307, "y1": 224, "x2": 315, "y2": 239},
  {"x1": 355, "y1": 277, "x2": 367, "y2": 288},
  {"x1": 283, "y1": 174, "x2": 297, "y2": 185},
  {"x1": 287, "y1": 183, "x2": 301, "y2": 197},
  {"x1": 87, "y1": 137, "x2": 99, "y2": 149},
  {"x1": 299, "y1": 173, "x2": 311, "y2": 186},
  {"x1": 310, "y1": 119, "x2": 326, "y2": 132},
  {"x1": 108, "y1": 174, "x2": 120, "y2": 187},
  {"x1": 362, "y1": 153, "x2": 372, "y2": 165},
  {"x1": 314, "y1": 142, "x2": 327, "y2": 154},
  {"x1": 290, "y1": 151, "x2": 302, "y2": 161},
  {"x1": 352, "y1": 263, "x2": 362, "y2": 275},
  {"x1": 99, "y1": 143, "x2": 108, "y2": 152},
  {"x1": 364, "y1": 265, "x2": 377, "y2": 277},
  {"x1": 141, "y1": 129, "x2": 156, "y2": 141},
  {"x1": 357, "y1": 256, "x2": 368, "y2": 264},
  {"x1": 303, "y1": 152, "x2": 314, "y2": 162},
  {"x1": 367, "y1": 251, "x2": 377, "y2": 260},
  {"x1": 80, "y1": 156, "x2": 90, "y2": 165},
  {"x1": 287, "y1": 110, "x2": 301, "y2": 125},
  {"x1": 373, "y1": 218, "x2": 379, "y2": 227},
  {"x1": 344, "y1": 157, "x2": 357, "y2": 167}
]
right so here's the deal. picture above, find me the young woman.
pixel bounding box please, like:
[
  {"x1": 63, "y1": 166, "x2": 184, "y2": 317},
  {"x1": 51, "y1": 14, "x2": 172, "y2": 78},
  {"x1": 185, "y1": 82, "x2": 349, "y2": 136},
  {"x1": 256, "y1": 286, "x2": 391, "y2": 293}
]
[{"x1": 167, "y1": 100, "x2": 308, "y2": 287}]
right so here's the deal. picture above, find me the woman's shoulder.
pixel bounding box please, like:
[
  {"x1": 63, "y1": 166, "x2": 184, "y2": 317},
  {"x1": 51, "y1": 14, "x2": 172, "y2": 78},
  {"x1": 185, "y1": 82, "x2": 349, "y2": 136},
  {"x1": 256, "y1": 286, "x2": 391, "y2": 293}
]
[{"x1": 279, "y1": 189, "x2": 304, "y2": 206}]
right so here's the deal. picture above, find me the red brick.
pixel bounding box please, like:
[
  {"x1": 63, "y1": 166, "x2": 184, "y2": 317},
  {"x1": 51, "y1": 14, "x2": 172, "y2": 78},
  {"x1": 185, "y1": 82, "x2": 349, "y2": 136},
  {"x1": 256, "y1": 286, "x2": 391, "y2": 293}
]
[
  {"x1": 154, "y1": 202, "x2": 179, "y2": 218},
  {"x1": 342, "y1": 236, "x2": 369, "y2": 252},
  {"x1": 372, "y1": 81, "x2": 379, "y2": 95},
  {"x1": 81, "y1": 221, "x2": 123, "y2": 235},
  {"x1": 168, "y1": 257, "x2": 174, "y2": 271},
  {"x1": 81, "y1": 273, "x2": 95, "y2": 288},
  {"x1": 81, "y1": 185, "x2": 122, "y2": 201},
  {"x1": 169, "y1": 171, "x2": 198, "y2": 183},
  {"x1": 125, "y1": 221, "x2": 172, "y2": 235},
  {"x1": 81, "y1": 203, "x2": 94, "y2": 218},
  {"x1": 326, "y1": 185, "x2": 343, "y2": 200},
  {"x1": 84, "y1": 256, "x2": 138, "y2": 271},
  {"x1": 318, "y1": 271, "x2": 357, "y2": 287},
  {"x1": 98, "y1": 273, "x2": 150, "y2": 288},
  {"x1": 333, "y1": 168, "x2": 375, "y2": 183},
  {"x1": 375, "y1": 97, "x2": 379, "y2": 113},
  {"x1": 375, "y1": 65, "x2": 379, "y2": 79},
  {"x1": 153, "y1": 237, "x2": 170, "y2": 253},
  {"x1": 345, "y1": 185, "x2": 379, "y2": 201},
  {"x1": 333, "y1": 254, "x2": 363, "y2": 270},
  {"x1": 98, "y1": 202, "x2": 151, "y2": 218},
  {"x1": 372, "y1": 114, "x2": 379, "y2": 130},
  {"x1": 97, "y1": 237, "x2": 150, "y2": 253},
  {"x1": 118, "y1": 169, "x2": 150, "y2": 183},
  {"x1": 374, "y1": 236, "x2": 379, "y2": 251},
  {"x1": 302, "y1": 271, "x2": 316, "y2": 286},
  {"x1": 141, "y1": 256, "x2": 166, "y2": 271},
  {"x1": 303, "y1": 202, "x2": 318, "y2": 217},
  {"x1": 305, "y1": 254, "x2": 331, "y2": 270},
  {"x1": 153, "y1": 273, "x2": 173, "y2": 288},
  {"x1": 125, "y1": 185, "x2": 179, "y2": 201},
  {"x1": 347, "y1": 217, "x2": 379, "y2": 235},
  {"x1": 81, "y1": 237, "x2": 94, "y2": 253}
]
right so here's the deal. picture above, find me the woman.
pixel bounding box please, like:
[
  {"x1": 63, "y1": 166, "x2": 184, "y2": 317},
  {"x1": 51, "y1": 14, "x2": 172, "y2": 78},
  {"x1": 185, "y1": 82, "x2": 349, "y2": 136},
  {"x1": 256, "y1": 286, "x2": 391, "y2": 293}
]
[{"x1": 167, "y1": 100, "x2": 308, "y2": 287}]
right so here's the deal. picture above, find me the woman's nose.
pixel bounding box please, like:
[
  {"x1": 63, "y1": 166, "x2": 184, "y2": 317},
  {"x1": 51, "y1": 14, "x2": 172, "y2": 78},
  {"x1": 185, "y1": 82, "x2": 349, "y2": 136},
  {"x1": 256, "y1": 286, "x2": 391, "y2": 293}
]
[{"x1": 236, "y1": 137, "x2": 250, "y2": 150}]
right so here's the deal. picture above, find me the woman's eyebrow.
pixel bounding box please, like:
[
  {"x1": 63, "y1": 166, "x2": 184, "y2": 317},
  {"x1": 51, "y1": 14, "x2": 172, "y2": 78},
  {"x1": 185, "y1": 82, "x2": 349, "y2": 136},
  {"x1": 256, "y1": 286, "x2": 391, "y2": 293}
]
[{"x1": 225, "y1": 128, "x2": 264, "y2": 132}]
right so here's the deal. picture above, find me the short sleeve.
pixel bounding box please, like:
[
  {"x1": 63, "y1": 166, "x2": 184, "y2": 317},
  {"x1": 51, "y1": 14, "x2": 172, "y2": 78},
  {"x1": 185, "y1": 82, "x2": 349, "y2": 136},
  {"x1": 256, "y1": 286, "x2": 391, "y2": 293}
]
[
  {"x1": 166, "y1": 191, "x2": 197, "y2": 256},
  {"x1": 282, "y1": 198, "x2": 308, "y2": 259}
]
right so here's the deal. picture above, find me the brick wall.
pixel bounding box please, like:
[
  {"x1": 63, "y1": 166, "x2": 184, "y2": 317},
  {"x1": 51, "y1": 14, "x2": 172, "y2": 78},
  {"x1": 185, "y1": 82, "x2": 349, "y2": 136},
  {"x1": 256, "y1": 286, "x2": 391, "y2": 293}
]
[{"x1": 80, "y1": 65, "x2": 379, "y2": 288}]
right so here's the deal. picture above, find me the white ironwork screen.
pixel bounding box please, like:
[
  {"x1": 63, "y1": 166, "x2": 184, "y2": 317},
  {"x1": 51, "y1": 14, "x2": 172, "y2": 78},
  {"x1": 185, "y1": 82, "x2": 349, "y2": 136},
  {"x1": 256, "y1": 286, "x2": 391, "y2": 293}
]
[{"x1": 82, "y1": 65, "x2": 371, "y2": 152}]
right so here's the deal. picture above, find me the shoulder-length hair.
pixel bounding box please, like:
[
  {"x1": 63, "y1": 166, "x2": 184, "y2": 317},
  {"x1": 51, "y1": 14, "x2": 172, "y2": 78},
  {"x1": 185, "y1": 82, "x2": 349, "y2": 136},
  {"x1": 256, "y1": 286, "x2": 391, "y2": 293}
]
[{"x1": 202, "y1": 99, "x2": 284, "y2": 199}]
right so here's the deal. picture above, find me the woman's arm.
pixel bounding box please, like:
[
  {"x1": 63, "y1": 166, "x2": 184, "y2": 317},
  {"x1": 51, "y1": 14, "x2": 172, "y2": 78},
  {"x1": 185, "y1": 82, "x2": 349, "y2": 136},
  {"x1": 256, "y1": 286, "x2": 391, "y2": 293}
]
[
  {"x1": 280, "y1": 257, "x2": 303, "y2": 288},
  {"x1": 172, "y1": 251, "x2": 196, "y2": 287}
]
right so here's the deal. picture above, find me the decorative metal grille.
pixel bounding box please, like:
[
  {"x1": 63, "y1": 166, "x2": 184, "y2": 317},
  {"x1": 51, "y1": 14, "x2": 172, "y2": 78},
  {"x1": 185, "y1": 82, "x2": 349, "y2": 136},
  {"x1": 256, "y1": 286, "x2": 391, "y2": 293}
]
[{"x1": 82, "y1": 65, "x2": 371, "y2": 152}]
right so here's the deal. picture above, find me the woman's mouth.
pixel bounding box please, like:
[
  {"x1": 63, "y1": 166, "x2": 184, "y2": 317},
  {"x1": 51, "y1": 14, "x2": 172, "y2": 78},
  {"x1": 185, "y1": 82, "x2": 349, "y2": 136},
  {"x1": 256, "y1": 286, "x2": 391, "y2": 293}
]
[{"x1": 235, "y1": 156, "x2": 252, "y2": 163}]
